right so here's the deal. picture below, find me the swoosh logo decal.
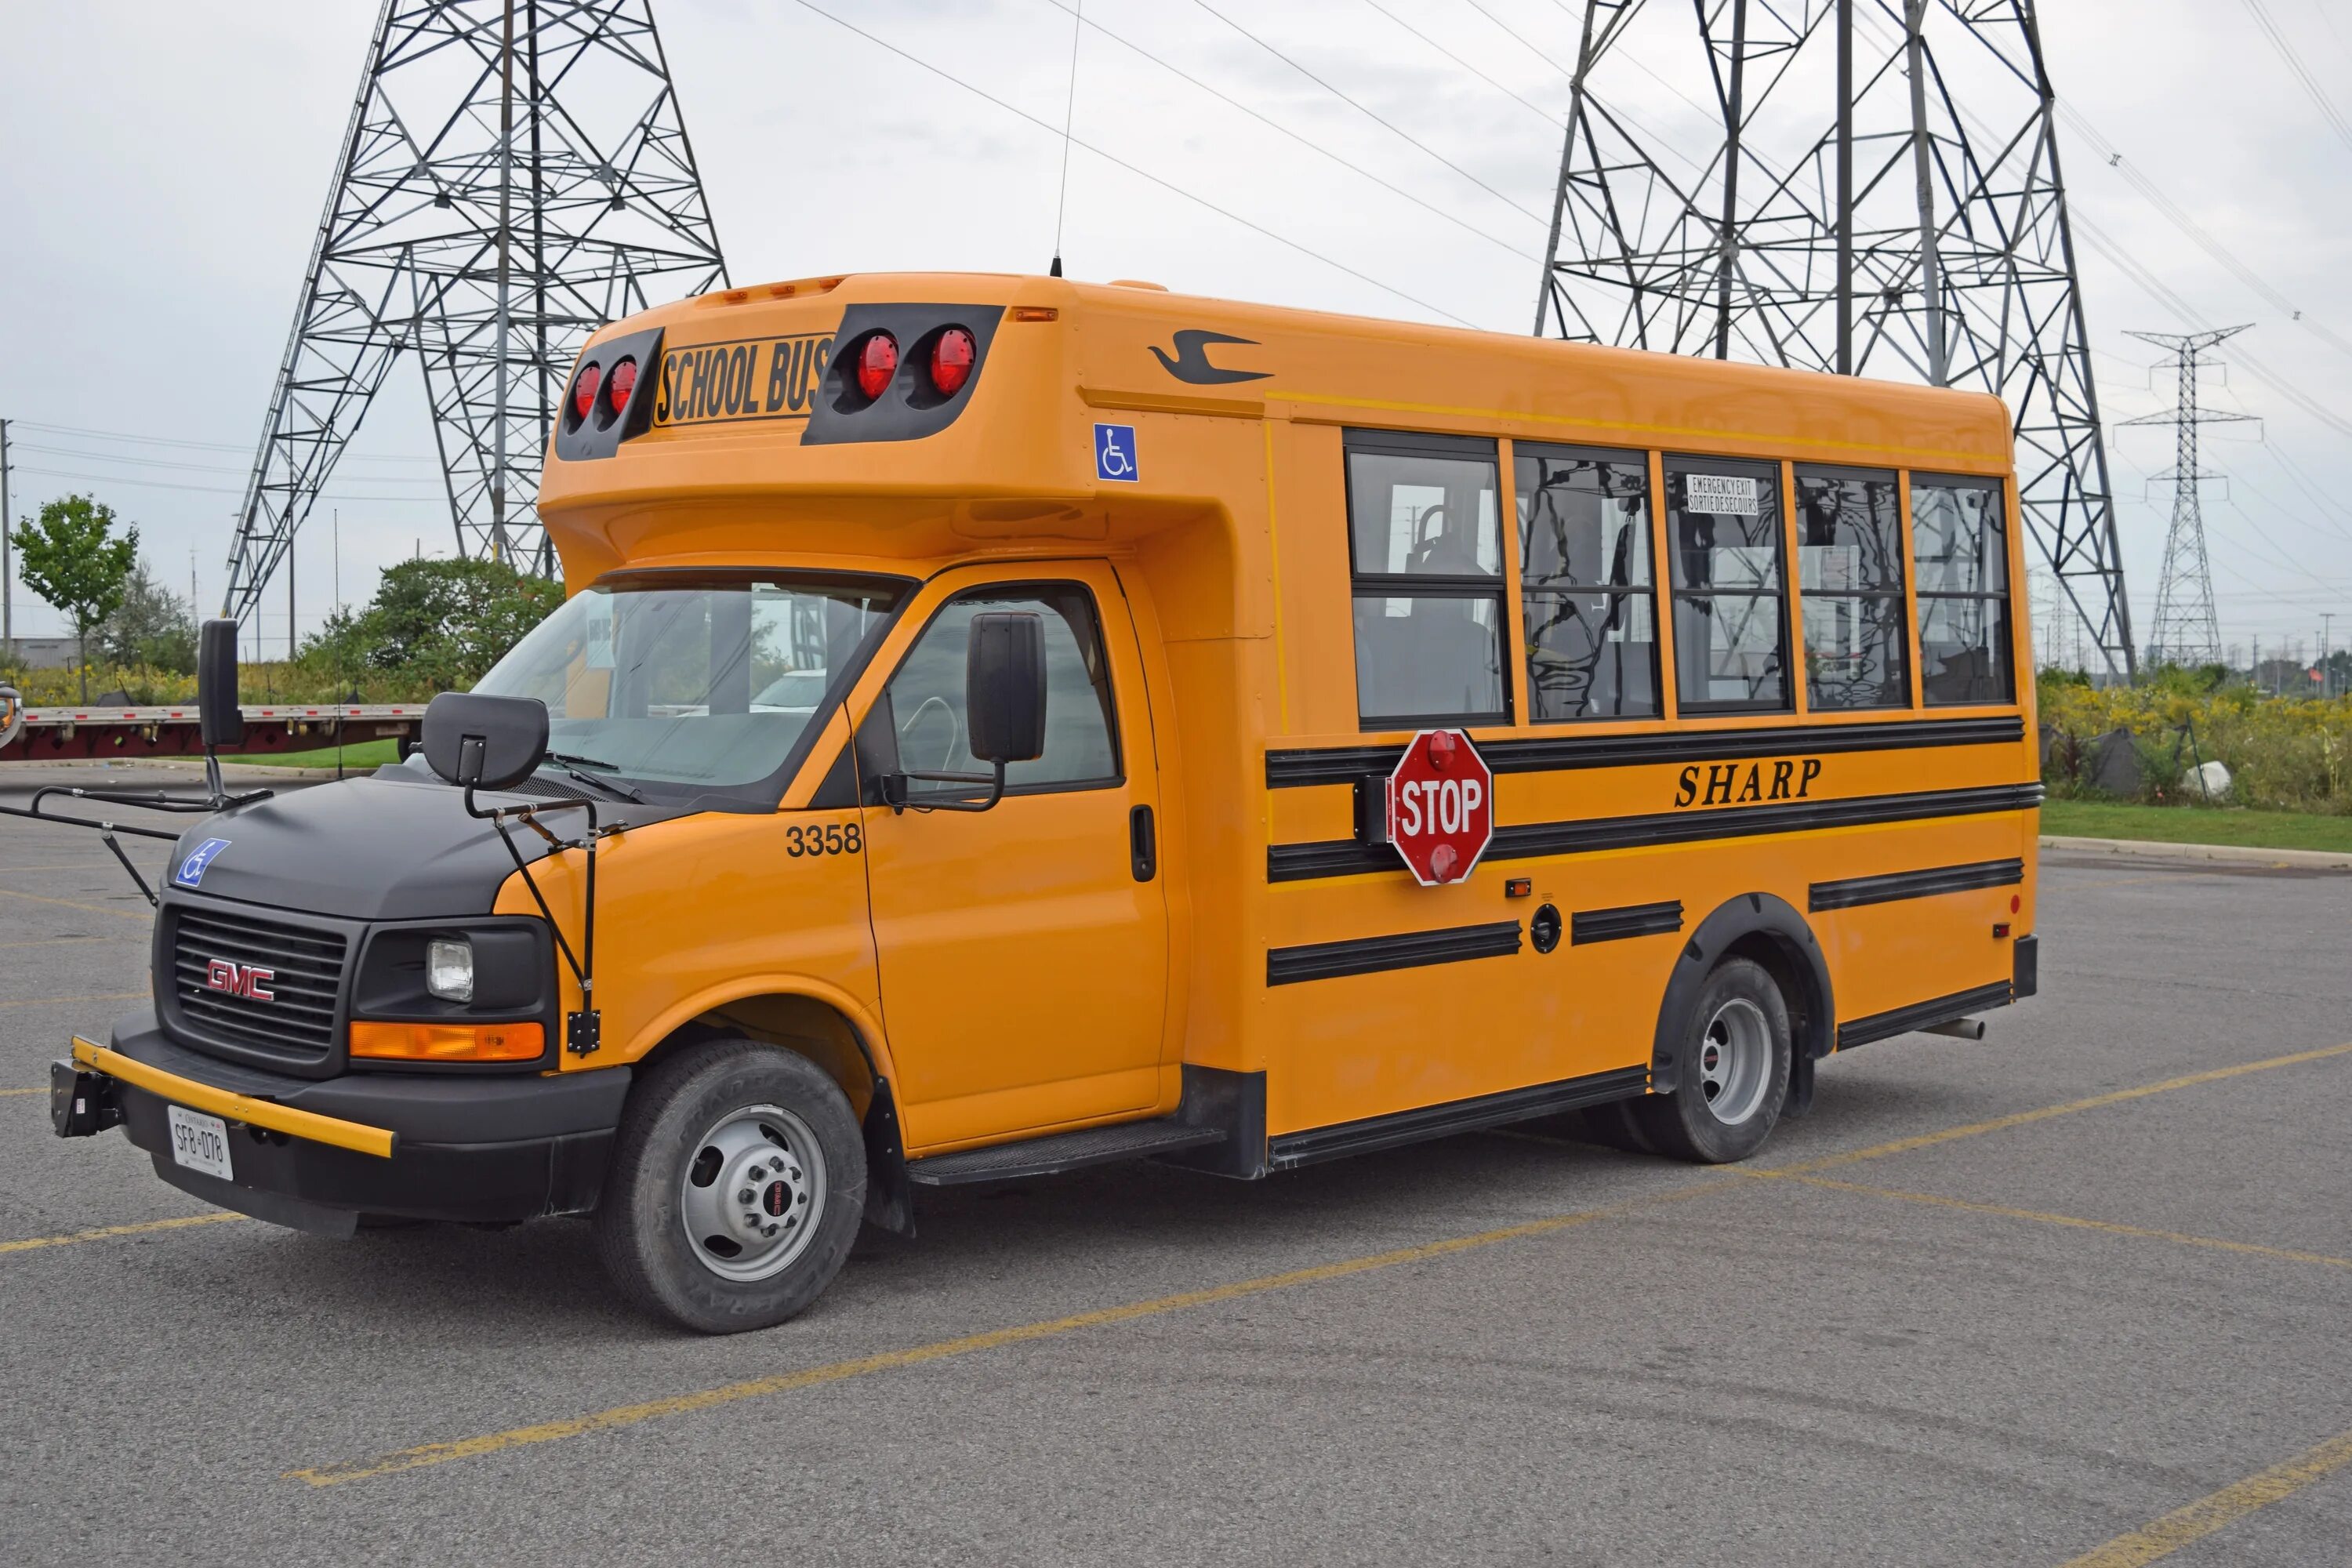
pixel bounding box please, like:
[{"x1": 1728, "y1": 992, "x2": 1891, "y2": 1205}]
[{"x1": 1149, "y1": 329, "x2": 1271, "y2": 386}]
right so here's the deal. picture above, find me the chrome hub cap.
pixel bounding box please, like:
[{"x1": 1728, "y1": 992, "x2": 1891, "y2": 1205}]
[
  {"x1": 679, "y1": 1103, "x2": 826, "y2": 1283},
  {"x1": 1695, "y1": 998, "x2": 1772, "y2": 1127}
]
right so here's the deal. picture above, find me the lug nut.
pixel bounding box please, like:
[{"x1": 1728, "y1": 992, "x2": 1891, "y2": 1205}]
[{"x1": 737, "y1": 1189, "x2": 754, "y2": 1203}]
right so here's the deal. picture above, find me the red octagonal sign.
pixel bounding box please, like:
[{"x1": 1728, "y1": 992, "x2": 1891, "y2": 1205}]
[{"x1": 1386, "y1": 729, "x2": 1494, "y2": 887}]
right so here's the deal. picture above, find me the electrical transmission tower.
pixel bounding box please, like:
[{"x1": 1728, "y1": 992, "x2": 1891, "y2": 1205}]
[
  {"x1": 221, "y1": 0, "x2": 727, "y2": 622},
  {"x1": 1537, "y1": 0, "x2": 2135, "y2": 677},
  {"x1": 2121, "y1": 326, "x2": 2253, "y2": 669}
]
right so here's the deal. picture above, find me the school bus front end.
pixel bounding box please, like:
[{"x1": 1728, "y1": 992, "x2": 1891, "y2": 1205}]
[{"x1": 51, "y1": 271, "x2": 2038, "y2": 1333}]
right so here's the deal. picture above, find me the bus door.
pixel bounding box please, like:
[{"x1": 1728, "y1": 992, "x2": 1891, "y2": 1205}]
[{"x1": 856, "y1": 564, "x2": 1170, "y2": 1149}]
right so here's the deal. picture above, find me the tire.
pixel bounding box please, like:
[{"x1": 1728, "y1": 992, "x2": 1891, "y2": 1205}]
[
  {"x1": 595, "y1": 1039, "x2": 866, "y2": 1334},
  {"x1": 1632, "y1": 956, "x2": 1792, "y2": 1163}
]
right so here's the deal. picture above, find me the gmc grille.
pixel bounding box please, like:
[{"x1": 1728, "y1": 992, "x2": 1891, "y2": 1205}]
[{"x1": 169, "y1": 907, "x2": 349, "y2": 1065}]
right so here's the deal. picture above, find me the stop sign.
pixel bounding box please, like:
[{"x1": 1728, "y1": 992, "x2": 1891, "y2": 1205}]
[{"x1": 1385, "y1": 729, "x2": 1494, "y2": 887}]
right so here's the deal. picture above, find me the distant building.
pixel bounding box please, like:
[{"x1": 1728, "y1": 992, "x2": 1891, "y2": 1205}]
[{"x1": 2, "y1": 637, "x2": 77, "y2": 671}]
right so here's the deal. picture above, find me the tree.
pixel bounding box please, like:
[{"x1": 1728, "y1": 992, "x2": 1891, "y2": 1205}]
[
  {"x1": 9, "y1": 495, "x2": 139, "y2": 701},
  {"x1": 97, "y1": 559, "x2": 198, "y2": 673},
  {"x1": 302, "y1": 557, "x2": 561, "y2": 692}
]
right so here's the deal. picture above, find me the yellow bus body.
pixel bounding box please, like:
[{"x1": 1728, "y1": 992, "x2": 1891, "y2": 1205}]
[{"x1": 528, "y1": 271, "x2": 2035, "y2": 1162}]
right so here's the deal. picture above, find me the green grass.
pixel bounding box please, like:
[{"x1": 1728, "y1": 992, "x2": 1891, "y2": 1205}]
[
  {"x1": 238, "y1": 738, "x2": 402, "y2": 771},
  {"x1": 2041, "y1": 798, "x2": 2352, "y2": 854}
]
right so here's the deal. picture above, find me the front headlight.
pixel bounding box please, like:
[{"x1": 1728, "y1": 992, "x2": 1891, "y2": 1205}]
[{"x1": 426, "y1": 938, "x2": 475, "y2": 1002}]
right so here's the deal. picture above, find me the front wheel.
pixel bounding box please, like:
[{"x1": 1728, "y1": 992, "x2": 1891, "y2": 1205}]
[
  {"x1": 1632, "y1": 957, "x2": 1791, "y2": 1163},
  {"x1": 595, "y1": 1040, "x2": 866, "y2": 1334}
]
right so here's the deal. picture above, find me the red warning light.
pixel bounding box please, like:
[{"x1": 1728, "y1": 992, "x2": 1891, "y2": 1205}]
[
  {"x1": 855, "y1": 332, "x2": 898, "y2": 400},
  {"x1": 571, "y1": 362, "x2": 602, "y2": 421}
]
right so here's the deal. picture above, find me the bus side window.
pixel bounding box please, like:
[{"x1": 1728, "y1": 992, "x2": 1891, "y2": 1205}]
[
  {"x1": 1343, "y1": 430, "x2": 1508, "y2": 728},
  {"x1": 1794, "y1": 466, "x2": 1909, "y2": 710},
  {"x1": 883, "y1": 584, "x2": 1121, "y2": 793},
  {"x1": 1515, "y1": 443, "x2": 1660, "y2": 720},
  {"x1": 1911, "y1": 475, "x2": 2014, "y2": 704},
  {"x1": 1663, "y1": 456, "x2": 1791, "y2": 713}
]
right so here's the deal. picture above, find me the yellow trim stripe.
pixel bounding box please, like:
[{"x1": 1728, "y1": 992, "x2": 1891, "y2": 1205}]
[
  {"x1": 2057, "y1": 1427, "x2": 2352, "y2": 1568},
  {"x1": 0, "y1": 1213, "x2": 244, "y2": 1256},
  {"x1": 1263, "y1": 389, "x2": 2005, "y2": 467},
  {"x1": 288, "y1": 1036, "x2": 2352, "y2": 1488},
  {"x1": 71, "y1": 1037, "x2": 397, "y2": 1159}
]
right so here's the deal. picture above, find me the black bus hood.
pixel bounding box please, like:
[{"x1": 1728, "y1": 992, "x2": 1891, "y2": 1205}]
[{"x1": 162, "y1": 768, "x2": 683, "y2": 921}]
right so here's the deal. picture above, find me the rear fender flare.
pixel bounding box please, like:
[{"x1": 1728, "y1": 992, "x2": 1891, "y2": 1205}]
[{"x1": 1650, "y1": 892, "x2": 1833, "y2": 1094}]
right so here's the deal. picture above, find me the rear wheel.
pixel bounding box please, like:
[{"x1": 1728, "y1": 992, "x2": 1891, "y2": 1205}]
[
  {"x1": 595, "y1": 1040, "x2": 865, "y2": 1334},
  {"x1": 1633, "y1": 957, "x2": 1791, "y2": 1163}
]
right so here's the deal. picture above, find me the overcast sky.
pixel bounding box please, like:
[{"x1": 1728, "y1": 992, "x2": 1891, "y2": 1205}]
[{"x1": 3, "y1": 0, "x2": 2347, "y2": 668}]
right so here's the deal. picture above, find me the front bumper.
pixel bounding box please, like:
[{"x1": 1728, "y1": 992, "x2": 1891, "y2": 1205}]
[{"x1": 62, "y1": 1007, "x2": 630, "y2": 1233}]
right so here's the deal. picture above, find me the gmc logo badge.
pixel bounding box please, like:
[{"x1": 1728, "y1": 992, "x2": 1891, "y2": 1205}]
[{"x1": 203, "y1": 959, "x2": 274, "y2": 1001}]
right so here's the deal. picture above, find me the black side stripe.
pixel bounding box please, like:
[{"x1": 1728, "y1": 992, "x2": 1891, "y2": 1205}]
[
  {"x1": 1268, "y1": 781, "x2": 2043, "y2": 884},
  {"x1": 1809, "y1": 858, "x2": 2024, "y2": 913},
  {"x1": 1267, "y1": 920, "x2": 1522, "y2": 985},
  {"x1": 1571, "y1": 900, "x2": 1684, "y2": 945},
  {"x1": 1265, "y1": 713, "x2": 2024, "y2": 789},
  {"x1": 1837, "y1": 981, "x2": 2014, "y2": 1050},
  {"x1": 1267, "y1": 1065, "x2": 1651, "y2": 1168}
]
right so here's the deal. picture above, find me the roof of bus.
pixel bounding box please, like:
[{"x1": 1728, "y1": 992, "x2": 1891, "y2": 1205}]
[{"x1": 538, "y1": 272, "x2": 2013, "y2": 562}]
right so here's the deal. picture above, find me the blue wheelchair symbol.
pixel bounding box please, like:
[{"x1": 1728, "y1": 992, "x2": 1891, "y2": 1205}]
[
  {"x1": 175, "y1": 837, "x2": 230, "y2": 888},
  {"x1": 1094, "y1": 423, "x2": 1138, "y2": 483}
]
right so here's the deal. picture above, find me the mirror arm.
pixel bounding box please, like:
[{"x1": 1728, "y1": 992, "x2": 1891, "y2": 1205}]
[
  {"x1": 463, "y1": 786, "x2": 612, "y2": 1056},
  {"x1": 883, "y1": 760, "x2": 1006, "y2": 814}
]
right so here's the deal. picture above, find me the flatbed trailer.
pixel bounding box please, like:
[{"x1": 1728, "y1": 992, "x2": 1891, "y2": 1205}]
[{"x1": 0, "y1": 687, "x2": 424, "y2": 764}]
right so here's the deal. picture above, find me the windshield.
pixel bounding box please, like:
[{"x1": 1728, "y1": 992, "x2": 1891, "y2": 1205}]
[{"x1": 473, "y1": 572, "x2": 909, "y2": 807}]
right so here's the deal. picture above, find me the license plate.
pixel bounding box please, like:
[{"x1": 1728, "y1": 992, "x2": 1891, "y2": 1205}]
[{"x1": 166, "y1": 1105, "x2": 234, "y2": 1180}]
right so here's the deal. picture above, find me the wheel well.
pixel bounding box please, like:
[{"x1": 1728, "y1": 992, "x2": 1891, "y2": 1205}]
[
  {"x1": 1722, "y1": 931, "x2": 1828, "y2": 1062},
  {"x1": 637, "y1": 994, "x2": 877, "y2": 1118}
]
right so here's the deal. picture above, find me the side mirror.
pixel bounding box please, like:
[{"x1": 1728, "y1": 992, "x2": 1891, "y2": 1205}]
[
  {"x1": 966, "y1": 612, "x2": 1047, "y2": 766},
  {"x1": 198, "y1": 620, "x2": 244, "y2": 749},
  {"x1": 421, "y1": 692, "x2": 550, "y2": 792}
]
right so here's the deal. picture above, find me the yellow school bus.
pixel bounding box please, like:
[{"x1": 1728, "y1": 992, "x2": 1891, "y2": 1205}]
[{"x1": 54, "y1": 272, "x2": 2037, "y2": 1332}]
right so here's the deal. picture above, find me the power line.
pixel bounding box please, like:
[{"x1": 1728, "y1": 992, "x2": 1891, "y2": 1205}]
[
  {"x1": 2239, "y1": 0, "x2": 2352, "y2": 156},
  {"x1": 1357, "y1": 1, "x2": 1560, "y2": 131},
  {"x1": 1043, "y1": 0, "x2": 1541, "y2": 263},
  {"x1": 13, "y1": 466, "x2": 442, "y2": 503},
  {"x1": 14, "y1": 419, "x2": 437, "y2": 462},
  {"x1": 2052, "y1": 97, "x2": 2352, "y2": 365},
  {"x1": 1186, "y1": 0, "x2": 1549, "y2": 227},
  {"x1": 13, "y1": 443, "x2": 440, "y2": 481},
  {"x1": 788, "y1": 1, "x2": 1481, "y2": 328}
]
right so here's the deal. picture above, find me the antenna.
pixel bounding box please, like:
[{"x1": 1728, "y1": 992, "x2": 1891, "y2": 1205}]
[{"x1": 1049, "y1": 0, "x2": 1083, "y2": 278}]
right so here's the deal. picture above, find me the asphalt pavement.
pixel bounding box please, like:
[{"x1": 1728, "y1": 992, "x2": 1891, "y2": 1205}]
[{"x1": 2, "y1": 763, "x2": 2347, "y2": 1566}]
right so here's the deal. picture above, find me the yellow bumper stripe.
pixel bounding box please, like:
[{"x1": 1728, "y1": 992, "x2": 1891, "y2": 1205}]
[{"x1": 71, "y1": 1036, "x2": 397, "y2": 1159}]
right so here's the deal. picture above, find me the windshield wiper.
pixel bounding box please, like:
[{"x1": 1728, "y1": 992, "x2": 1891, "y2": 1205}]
[{"x1": 541, "y1": 751, "x2": 646, "y2": 803}]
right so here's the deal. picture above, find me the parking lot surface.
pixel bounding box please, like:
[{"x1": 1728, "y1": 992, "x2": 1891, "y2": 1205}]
[{"x1": 2, "y1": 765, "x2": 2347, "y2": 1566}]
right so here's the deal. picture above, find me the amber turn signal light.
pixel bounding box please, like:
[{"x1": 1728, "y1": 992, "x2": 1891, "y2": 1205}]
[{"x1": 350, "y1": 1021, "x2": 545, "y2": 1062}]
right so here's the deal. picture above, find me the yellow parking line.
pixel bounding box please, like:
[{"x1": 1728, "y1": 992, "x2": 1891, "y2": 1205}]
[
  {"x1": 291, "y1": 1180, "x2": 1730, "y2": 1486},
  {"x1": 0, "y1": 886, "x2": 151, "y2": 922},
  {"x1": 1748, "y1": 1170, "x2": 2352, "y2": 1272},
  {"x1": 2058, "y1": 1426, "x2": 2352, "y2": 1567},
  {"x1": 0, "y1": 1213, "x2": 244, "y2": 1255},
  {"x1": 292, "y1": 1037, "x2": 2352, "y2": 1487},
  {"x1": 0, "y1": 991, "x2": 150, "y2": 1011},
  {"x1": 1783, "y1": 1040, "x2": 2352, "y2": 1174},
  {"x1": 0, "y1": 1087, "x2": 46, "y2": 1097},
  {"x1": 0, "y1": 935, "x2": 144, "y2": 950}
]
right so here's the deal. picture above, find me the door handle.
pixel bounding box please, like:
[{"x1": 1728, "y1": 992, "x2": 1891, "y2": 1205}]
[{"x1": 1129, "y1": 804, "x2": 1156, "y2": 882}]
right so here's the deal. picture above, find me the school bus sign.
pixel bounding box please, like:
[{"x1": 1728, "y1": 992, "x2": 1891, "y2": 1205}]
[{"x1": 1387, "y1": 729, "x2": 1492, "y2": 887}]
